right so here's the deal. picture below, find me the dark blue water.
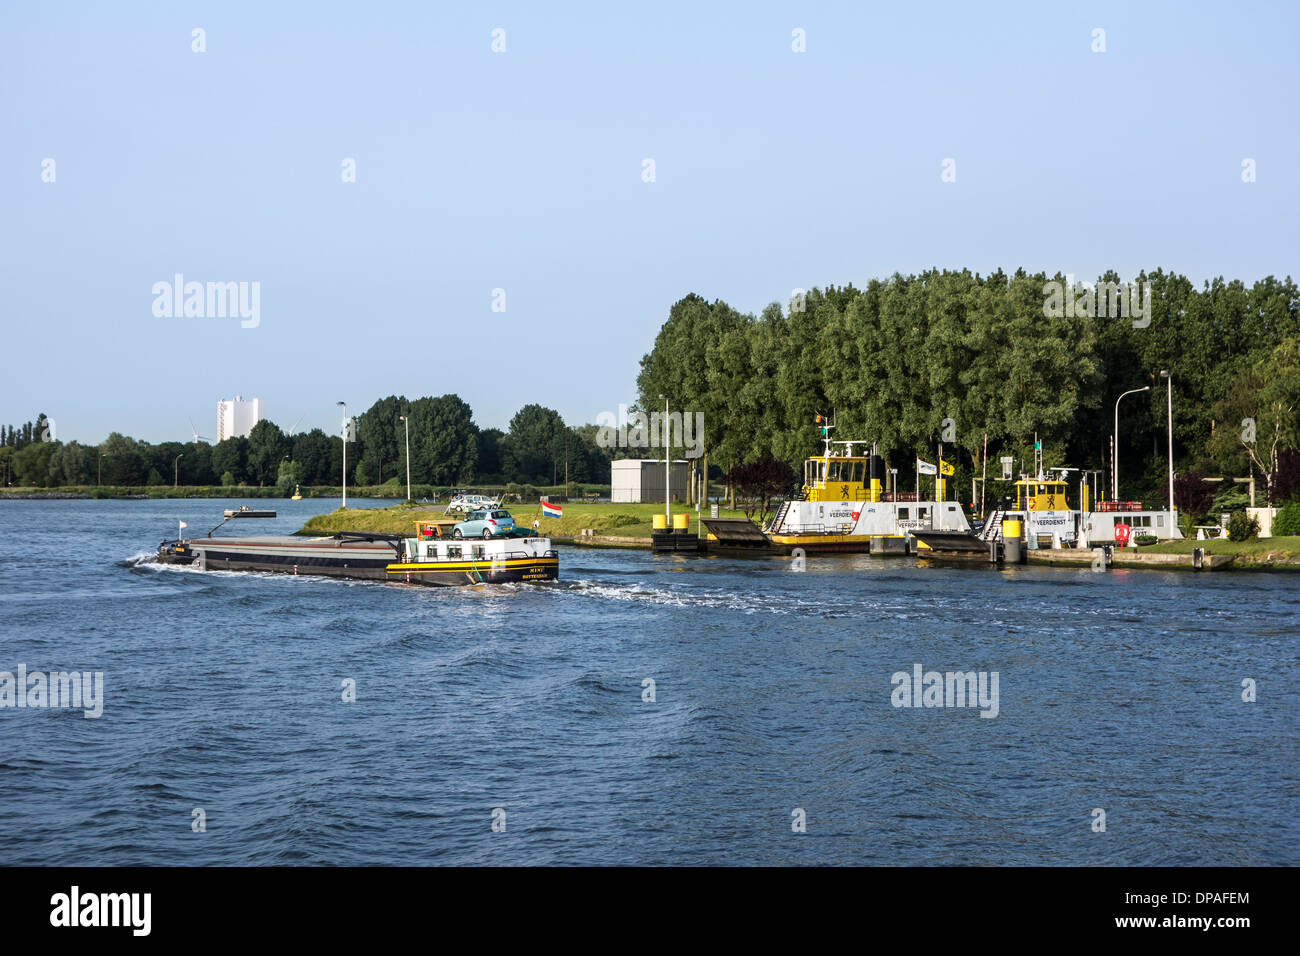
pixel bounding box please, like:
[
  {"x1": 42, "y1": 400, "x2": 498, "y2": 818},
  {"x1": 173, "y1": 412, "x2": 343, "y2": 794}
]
[{"x1": 1, "y1": 498, "x2": 1296, "y2": 865}]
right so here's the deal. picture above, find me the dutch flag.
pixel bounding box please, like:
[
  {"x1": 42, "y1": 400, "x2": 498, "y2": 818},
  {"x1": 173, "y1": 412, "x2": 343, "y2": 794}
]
[{"x1": 542, "y1": 500, "x2": 563, "y2": 518}]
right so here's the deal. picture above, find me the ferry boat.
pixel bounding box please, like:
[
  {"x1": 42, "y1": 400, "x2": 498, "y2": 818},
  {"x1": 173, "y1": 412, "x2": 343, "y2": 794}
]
[
  {"x1": 972, "y1": 458, "x2": 1182, "y2": 548},
  {"x1": 155, "y1": 518, "x2": 558, "y2": 586},
  {"x1": 762, "y1": 424, "x2": 970, "y2": 553},
  {"x1": 917, "y1": 462, "x2": 1182, "y2": 559}
]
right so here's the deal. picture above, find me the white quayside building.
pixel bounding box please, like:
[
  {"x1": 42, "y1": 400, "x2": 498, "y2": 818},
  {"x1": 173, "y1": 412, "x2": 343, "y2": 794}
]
[
  {"x1": 611, "y1": 459, "x2": 690, "y2": 503},
  {"x1": 217, "y1": 396, "x2": 266, "y2": 441}
]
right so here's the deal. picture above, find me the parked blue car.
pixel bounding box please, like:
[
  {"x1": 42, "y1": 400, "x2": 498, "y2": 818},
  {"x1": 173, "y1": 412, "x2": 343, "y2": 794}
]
[{"x1": 452, "y1": 509, "x2": 517, "y2": 539}]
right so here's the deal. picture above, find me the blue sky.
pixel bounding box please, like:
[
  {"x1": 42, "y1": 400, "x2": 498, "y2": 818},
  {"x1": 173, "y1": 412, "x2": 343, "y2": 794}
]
[{"x1": 2, "y1": 1, "x2": 1297, "y2": 443}]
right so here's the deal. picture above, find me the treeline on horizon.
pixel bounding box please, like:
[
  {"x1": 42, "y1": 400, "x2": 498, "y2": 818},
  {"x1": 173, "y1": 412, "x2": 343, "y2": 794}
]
[
  {"x1": 0, "y1": 401, "x2": 624, "y2": 491},
  {"x1": 7, "y1": 266, "x2": 1300, "y2": 512},
  {"x1": 636, "y1": 268, "x2": 1300, "y2": 508}
]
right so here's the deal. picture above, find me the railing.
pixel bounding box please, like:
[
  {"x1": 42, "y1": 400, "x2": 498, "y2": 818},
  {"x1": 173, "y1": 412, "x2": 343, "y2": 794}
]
[
  {"x1": 420, "y1": 548, "x2": 557, "y2": 563},
  {"x1": 977, "y1": 508, "x2": 1005, "y2": 541},
  {"x1": 1095, "y1": 501, "x2": 1145, "y2": 512}
]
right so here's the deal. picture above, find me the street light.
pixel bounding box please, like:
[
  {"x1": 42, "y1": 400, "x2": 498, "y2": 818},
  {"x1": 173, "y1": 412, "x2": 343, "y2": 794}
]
[
  {"x1": 174, "y1": 453, "x2": 183, "y2": 488},
  {"x1": 98, "y1": 453, "x2": 105, "y2": 486},
  {"x1": 659, "y1": 394, "x2": 669, "y2": 525},
  {"x1": 1160, "y1": 370, "x2": 1175, "y2": 525},
  {"x1": 398, "y1": 414, "x2": 411, "y2": 503},
  {"x1": 1113, "y1": 386, "x2": 1150, "y2": 500},
  {"x1": 336, "y1": 401, "x2": 348, "y2": 509}
]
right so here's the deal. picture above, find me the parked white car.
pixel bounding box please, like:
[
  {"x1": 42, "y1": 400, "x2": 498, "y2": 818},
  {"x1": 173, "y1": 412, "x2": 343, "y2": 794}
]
[{"x1": 446, "y1": 493, "x2": 500, "y2": 514}]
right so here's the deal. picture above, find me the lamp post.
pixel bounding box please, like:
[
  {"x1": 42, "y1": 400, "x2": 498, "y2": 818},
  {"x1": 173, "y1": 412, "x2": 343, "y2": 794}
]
[
  {"x1": 399, "y1": 414, "x2": 411, "y2": 503},
  {"x1": 336, "y1": 401, "x2": 348, "y2": 509},
  {"x1": 98, "y1": 453, "x2": 104, "y2": 486},
  {"x1": 1160, "y1": 370, "x2": 1175, "y2": 525},
  {"x1": 174, "y1": 453, "x2": 183, "y2": 488},
  {"x1": 659, "y1": 393, "x2": 670, "y2": 525},
  {"x1": 1113, "y1": 386, "x2": 1150, "y2": 500}
]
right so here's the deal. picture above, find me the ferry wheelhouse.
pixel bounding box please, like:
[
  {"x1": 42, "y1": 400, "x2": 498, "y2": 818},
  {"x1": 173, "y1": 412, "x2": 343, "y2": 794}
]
[{"x1": 765, "y1": 427, "x2": 970, "y2": 552}]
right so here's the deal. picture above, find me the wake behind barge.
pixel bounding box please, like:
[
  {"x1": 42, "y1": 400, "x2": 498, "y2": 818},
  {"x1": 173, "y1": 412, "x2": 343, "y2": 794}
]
[{"x1": 156, "y1": 519, "x2": 558, "y2": 586}]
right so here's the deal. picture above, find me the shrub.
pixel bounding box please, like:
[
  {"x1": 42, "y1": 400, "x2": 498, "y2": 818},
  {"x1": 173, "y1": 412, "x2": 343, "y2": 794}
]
[
  {"x1": 1172, "y1": 471, "x2": 1214, "y2": 517},
  {"x1": 1226, "y1": 511, "x2": 1260, "y2": 542},
  {"x1": 1271, "y1": 500, "x2": 1300, "y2": 537},
  {"x1": 1211, "y1": 485, "x2": 1250, "y2": 514}
]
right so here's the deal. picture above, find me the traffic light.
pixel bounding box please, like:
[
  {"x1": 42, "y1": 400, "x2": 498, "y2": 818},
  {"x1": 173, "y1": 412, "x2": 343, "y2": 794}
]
[{"x1": 815, "y1": 414, "x2": 829, "y2": 437}]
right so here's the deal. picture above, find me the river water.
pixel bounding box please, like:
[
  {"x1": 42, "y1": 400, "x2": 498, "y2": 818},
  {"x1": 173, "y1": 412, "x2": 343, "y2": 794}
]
[{"x1": 1, "y1": 498, "x2": 1296, "y2": 865}]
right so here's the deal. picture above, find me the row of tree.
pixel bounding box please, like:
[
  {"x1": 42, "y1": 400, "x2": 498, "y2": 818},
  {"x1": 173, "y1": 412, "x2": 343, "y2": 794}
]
[
  {"x1": 0, "y1": 415, "x2": 53, "y2": 450},
  {"x1": 0, "y1": 399, "x2": 622, "y2": 490},
  {"x1": 636, "y1": 270, "x2": 1300, "y2": 508}
]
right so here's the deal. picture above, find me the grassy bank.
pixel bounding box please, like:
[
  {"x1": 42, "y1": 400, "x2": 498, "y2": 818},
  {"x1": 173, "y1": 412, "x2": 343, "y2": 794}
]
[
  {"x1": 299, "y1": 501, "x2": 752, "y2": 539},
  {"x1": 1143, "y1": 535, "x2": 1300, "y2": 568}
]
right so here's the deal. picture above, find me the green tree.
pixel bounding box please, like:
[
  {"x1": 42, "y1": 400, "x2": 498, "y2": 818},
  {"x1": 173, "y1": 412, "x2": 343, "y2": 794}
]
[
  {"x1": 12, "y1": 440, "x2": 57, "y2": 486},
  {"x1": 47, "y1": 441, "x2": 92, "y2": 485},
  {"x1": 185, "y1": 442, "x2": 216, "y2": 485},
  {"x1": 211, "y1": 437, "x2": 249, "y2": 486},
  {"x1": 1210, "y1": 335, "x2": 1300, "y2": 501},
  {"x1": 246, "y1": 421, "x2": 290, "y2": 486},
  {"x1": 504, "y1": 404, "x2": 567, "y2": 483},
  {"x1": 408, "y1": 394, "x2": 478, "y2": 485},
  {"x1": 476, "y1": 428, "x2": 506, "y2": 481},
  {"x1": 356, "y1": 396, "x2": 408, "y2": 486},
  {"x1": 98, "y1": 433, "x2": 148, "y2": 485},
  {"x1": 276, "y1": 459, "x2": 300, "y2": 493},
  {"x1": 292, "y1": 429, "x2": 333, "y2": 485}
]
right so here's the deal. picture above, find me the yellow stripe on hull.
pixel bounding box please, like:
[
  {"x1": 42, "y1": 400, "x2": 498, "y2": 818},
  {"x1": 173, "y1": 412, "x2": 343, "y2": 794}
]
[{"x1": 385, "y1": 558, "x2": 557, "y2": 573}]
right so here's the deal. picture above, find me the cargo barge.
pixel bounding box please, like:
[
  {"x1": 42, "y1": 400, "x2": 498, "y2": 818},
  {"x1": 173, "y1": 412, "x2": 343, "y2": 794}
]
[{"x1": 155, "y1": 518, "x2": 558, "y2": 586}]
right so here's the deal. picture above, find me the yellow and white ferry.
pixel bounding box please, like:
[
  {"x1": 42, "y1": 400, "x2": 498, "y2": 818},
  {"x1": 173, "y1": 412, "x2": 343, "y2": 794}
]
[
  {"x1": 763, "y1": 422, "x2": 970, "y2": 553},
  {"x1": 976, "y1": 469, "x2": 1183, "y2": 549}
]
